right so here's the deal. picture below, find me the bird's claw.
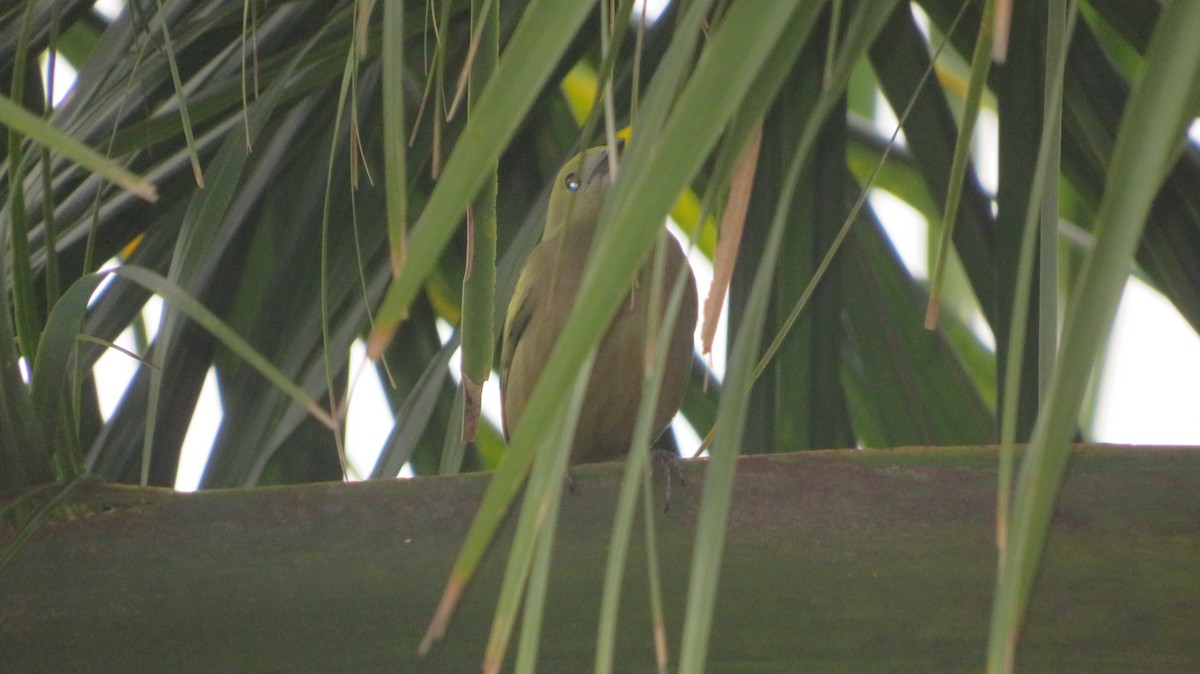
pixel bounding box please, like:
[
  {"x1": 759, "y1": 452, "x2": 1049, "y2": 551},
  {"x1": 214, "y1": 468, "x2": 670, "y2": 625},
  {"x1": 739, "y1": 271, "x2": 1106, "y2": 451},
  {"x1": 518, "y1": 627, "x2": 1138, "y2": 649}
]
[{"x1": 650, "y1": 449, "x2": 685, "y2": 512}]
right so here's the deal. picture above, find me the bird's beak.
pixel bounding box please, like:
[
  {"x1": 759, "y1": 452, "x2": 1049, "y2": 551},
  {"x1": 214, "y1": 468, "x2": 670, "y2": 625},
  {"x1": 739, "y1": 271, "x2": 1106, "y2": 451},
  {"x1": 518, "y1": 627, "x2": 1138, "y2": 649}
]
[{"x1": 593, "y1": 138, "x2": 625, "y2": 181}]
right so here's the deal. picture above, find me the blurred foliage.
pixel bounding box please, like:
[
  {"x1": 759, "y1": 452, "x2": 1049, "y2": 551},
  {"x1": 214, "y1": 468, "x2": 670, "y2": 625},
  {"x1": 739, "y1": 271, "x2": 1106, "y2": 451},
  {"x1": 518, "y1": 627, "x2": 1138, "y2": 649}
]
[
  {"x1": 5, "y1": 1, "x2": 1200, "y2": 669},
  {"x1": 0, "y1": 1, "x2": 1196, "y2": 489}
]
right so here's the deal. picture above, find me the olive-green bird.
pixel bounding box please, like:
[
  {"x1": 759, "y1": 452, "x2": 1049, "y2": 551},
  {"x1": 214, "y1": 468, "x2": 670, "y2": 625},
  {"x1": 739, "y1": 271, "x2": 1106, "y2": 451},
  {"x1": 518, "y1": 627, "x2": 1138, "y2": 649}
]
[{"x1": 500, "y1": 144, "x2": 698, "y2": 464}]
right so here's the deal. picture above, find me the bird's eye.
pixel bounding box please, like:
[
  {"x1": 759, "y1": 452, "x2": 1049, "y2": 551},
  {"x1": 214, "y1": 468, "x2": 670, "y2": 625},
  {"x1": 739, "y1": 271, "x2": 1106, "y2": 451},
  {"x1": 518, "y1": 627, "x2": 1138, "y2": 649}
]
[{"x1": 565, "y1": 173, "x2": 581, "y2": 191}]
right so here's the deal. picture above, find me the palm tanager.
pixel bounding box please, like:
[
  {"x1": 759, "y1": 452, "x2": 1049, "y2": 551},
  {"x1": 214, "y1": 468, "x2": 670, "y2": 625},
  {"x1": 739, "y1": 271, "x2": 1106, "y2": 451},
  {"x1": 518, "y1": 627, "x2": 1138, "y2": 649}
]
[{"x1": 500, "y1": 144, "x2": 698, "y2": 464}]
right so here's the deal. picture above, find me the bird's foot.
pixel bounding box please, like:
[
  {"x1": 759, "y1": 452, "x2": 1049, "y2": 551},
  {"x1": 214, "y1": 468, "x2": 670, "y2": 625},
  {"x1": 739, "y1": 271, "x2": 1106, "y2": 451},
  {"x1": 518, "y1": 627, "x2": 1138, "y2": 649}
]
[{"x1": 650, "y1": 449, "x2": 685, "y2": 512}]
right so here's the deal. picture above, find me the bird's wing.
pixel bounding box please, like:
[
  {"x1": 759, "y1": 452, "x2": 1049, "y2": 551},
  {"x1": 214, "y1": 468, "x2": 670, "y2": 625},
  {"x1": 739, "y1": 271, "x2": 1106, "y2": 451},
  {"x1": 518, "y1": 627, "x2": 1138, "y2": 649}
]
[{"x1": 500, "y1": 261, "x2": 536, "y2": 437}]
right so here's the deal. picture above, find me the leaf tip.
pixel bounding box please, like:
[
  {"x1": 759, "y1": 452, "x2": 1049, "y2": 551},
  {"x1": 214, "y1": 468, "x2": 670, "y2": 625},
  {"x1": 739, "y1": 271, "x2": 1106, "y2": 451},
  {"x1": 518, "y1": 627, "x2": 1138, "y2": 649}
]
[
  {"x1": 419, "y1": 575, "x2": 467, "y2": 656},
  {"x1": 366, "y1": 326, "x2": 398, "y2": 360}
]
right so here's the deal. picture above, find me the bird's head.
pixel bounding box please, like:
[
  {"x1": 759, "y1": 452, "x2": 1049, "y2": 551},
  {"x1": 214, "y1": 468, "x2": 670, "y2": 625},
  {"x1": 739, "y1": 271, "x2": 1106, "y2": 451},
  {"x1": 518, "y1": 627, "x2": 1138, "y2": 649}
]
[{"x1": 544, "y1": 140, "x2": 623, "y2": 239}]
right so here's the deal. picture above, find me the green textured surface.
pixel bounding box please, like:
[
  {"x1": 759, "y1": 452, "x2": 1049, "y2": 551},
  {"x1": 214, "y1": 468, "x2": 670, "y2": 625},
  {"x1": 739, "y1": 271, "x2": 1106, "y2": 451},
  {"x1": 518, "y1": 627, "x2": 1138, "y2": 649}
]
[{"x1": 1, "y1": 445, "x2": 1198, "y2": 672}]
